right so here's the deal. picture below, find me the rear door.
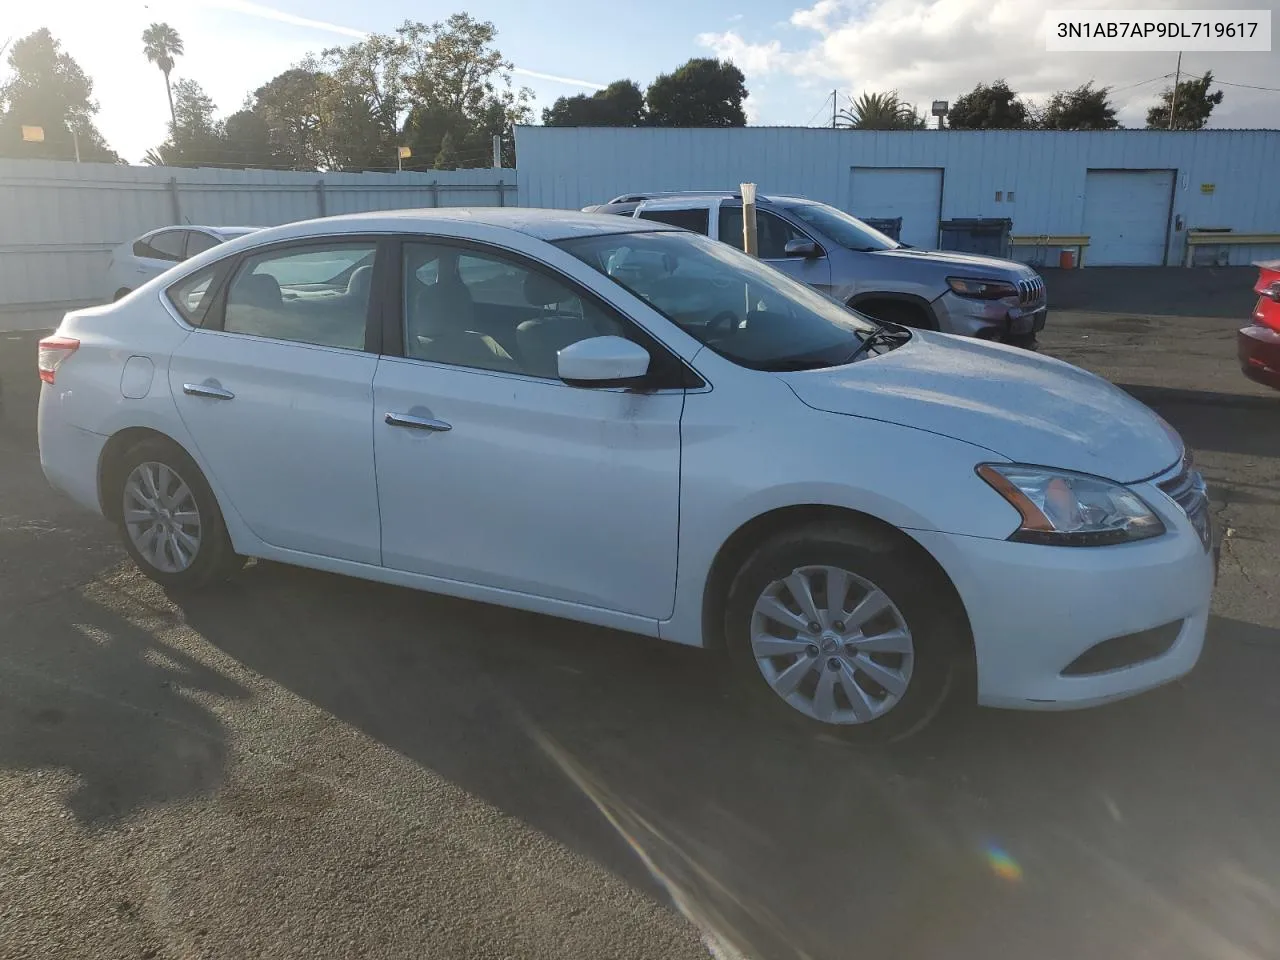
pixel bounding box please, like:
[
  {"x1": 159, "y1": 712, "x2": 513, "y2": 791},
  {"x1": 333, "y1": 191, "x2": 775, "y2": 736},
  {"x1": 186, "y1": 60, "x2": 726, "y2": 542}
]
[{"x1": 167, "y1": 238, "x2": 384, "y2": 563}]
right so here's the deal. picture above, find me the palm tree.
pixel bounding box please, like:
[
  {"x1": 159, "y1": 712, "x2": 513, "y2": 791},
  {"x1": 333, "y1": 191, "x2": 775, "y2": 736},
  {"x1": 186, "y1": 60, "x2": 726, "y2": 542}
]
[
  {"x1": 838, "y1": 91, "x2": 926, "y2": 130},
  {"x1": 142, "y1": 22, "x2": 184, "y2": 134}
]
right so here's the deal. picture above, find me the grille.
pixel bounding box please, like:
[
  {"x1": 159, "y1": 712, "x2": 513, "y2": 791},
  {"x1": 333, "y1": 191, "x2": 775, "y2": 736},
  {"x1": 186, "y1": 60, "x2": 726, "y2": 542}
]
[
  {"x1": 1017, "y1": 276, "x2": 1046, "y2": 306},
  {"x1": 1158, "y1": 457, "x2": 1212, "y2": 551}
]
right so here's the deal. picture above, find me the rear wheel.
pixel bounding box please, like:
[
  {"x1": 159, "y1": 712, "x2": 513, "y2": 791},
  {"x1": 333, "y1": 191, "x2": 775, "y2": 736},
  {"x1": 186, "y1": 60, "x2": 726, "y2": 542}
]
[
  {"x1": 724, "y1": 522, "x2": 960, "y2": 741},
  {"x1": 112, "y1": 288, "x2": 131, "y2": 302},
  {"x1": 113, "y1": 437, "x2": 240, "y2": 589}
]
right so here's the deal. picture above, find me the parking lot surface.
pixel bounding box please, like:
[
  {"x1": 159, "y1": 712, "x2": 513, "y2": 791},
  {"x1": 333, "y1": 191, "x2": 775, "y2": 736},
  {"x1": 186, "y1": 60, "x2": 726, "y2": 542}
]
[{"x1": 1, "y1": 281, "x2": 1277, "y2": 960}]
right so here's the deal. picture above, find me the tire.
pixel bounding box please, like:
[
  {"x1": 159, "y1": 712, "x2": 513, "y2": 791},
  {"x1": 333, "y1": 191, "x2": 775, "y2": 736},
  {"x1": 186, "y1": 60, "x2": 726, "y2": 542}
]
[
  {"x1": 112, "y1": 436, "x2": 241, "y2": 589},
  {"x1": 852, "y1": 300, "x2": 931, "y2": 330},
  {"x1": 724, "y1": 521, "x2": 961, "y2": 742},
  {"x1": 113, "y1": 288, "x2": 131, "y2": 302}
]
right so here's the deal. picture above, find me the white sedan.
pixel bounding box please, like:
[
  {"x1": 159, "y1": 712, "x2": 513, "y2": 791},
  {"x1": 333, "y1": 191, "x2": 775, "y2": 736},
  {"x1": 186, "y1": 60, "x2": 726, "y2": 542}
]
[
  {"x1": 38, "y1": 209, "x2": 1216, "y2": 738},
  {"x1": 107, "y1": 225, "x2": 260, "y2": 301}
]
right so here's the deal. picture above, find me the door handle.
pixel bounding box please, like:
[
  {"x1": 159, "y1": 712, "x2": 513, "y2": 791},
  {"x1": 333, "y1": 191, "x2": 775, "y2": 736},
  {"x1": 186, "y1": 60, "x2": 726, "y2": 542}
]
[
  {"x1": 183, "y1": 382, "x2": 235, "y2": 400},
  {"x1": 385, "y1": 412, "x2": 452, "y2": 432}
]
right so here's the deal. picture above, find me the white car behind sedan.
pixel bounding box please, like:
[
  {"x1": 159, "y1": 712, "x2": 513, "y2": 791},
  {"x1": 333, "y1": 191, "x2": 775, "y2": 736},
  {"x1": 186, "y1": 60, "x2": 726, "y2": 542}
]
[
  {"x1": 39, "y1": 209, "x2": 1216, "y2": 740},
  {"x1": 107, "y1": 225, "x2": 259, "y2": 301}
]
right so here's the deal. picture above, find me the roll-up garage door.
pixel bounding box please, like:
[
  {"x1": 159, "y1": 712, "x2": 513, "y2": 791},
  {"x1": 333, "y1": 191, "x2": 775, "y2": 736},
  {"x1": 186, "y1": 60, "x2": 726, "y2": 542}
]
[
  {"x1": 848, "y1": 167, "x2": 943, "y2": 250},
  {"x1": 1082, "y1": 170, "x2": 1175, "y2": 265}
]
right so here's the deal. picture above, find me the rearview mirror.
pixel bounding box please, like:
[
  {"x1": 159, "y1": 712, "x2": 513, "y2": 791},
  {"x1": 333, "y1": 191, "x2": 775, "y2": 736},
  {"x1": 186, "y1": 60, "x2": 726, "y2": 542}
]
[
  {"x1": 784, "y1": 238, "x2": 821, "y2": 259},
  {"x1": 557, "y1": 336, "x2": 651, "y2": 388}
]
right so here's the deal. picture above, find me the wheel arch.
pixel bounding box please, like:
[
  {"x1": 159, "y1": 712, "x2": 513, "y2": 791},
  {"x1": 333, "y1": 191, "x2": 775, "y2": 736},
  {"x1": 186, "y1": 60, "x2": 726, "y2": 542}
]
[
  {"x1": 97, "y1": 426, "x2": 200, "y2": 523},
  {"x1": 847, "y1": 292, "x2": 940, "y2": 330},
  {"x1": 700, "y1": 504, "x2": 974, "y2": 659}
]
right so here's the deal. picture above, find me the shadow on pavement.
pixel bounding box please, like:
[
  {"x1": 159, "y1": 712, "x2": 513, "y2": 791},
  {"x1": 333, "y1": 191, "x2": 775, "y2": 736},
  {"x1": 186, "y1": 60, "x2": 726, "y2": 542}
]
[
  {"x1": 1129, "y1": 384, "x2": 1280, "y2": 460},
  {"x1": 0, "y1": 582, "x2": 247, "y2": 824},
  {"x1": 181, "y1": 562, "x2": 1280, "y2": 960}
]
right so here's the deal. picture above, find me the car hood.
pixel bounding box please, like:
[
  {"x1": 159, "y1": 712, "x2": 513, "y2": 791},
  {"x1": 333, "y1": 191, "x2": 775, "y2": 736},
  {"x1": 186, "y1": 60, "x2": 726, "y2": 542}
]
[
  {"x1": 869, "y1": 247, "x2": 1032, "y2": 276},
  {"x1": 779, "y1": 333, "x2": 1181, "y2": 483}
]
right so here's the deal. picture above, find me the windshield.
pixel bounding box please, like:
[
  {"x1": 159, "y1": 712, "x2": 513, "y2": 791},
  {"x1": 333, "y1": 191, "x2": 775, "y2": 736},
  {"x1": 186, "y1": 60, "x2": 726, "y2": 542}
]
[
  {"x1": 556, "y1": 230, "x2": 894, "y2": 371},
  {"x1": 779, "y1": 202, "x2": 900, "y2": 252}
]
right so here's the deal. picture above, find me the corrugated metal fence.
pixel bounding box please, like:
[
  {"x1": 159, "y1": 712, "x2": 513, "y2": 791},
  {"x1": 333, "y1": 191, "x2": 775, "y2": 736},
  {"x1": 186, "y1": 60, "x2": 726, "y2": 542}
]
[{"x1": 0, "y1": 159, "x2": 516, "y2": 329}]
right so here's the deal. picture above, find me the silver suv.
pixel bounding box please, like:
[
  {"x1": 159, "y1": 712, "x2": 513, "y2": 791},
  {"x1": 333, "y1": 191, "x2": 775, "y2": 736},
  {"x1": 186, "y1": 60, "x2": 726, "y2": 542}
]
[{"x1": 586, "y1": 191, "x2": 1047, "y2": 345}]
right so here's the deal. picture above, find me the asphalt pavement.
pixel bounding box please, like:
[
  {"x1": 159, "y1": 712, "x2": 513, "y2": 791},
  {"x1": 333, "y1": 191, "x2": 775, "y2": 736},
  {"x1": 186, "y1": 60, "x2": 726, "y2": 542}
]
[{"x1": 1, "y1": 290, "x2": 1278, "y2": 960}]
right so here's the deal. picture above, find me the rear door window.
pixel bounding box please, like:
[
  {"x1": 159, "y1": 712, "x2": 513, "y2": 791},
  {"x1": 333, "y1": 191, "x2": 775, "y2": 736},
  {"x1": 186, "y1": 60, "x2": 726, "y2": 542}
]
[
  {"x1": 637, "y1": 207, "x2": 710, "y2": 235},
  {"x1": 134, "y1": 229, "x2": 187, "y2": 262},
  {"x1": 185, "y1": 231, "x2": 221, "y2": 258}
]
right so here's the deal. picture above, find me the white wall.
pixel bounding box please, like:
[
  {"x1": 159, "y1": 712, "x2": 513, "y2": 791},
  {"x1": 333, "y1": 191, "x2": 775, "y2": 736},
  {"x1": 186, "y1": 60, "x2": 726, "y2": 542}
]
[
  {"x1": 0, "y1": 159, "x2": 516, "y2": 328},
  {"x1": 514, "y1": 126, "x2": 1280, "y2": 266}
]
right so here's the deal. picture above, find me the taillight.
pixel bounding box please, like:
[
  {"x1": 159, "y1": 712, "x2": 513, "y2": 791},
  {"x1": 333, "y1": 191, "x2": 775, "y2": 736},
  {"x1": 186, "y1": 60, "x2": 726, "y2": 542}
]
[{"x1": 37, "y1": 336, "x2": 79, "y2": 384}]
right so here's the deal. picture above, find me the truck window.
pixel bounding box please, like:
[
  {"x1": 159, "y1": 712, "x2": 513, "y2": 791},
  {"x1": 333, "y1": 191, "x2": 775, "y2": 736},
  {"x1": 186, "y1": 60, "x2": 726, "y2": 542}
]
[{"x1": 637, "y1": 207, "x2": 710, "y2": 235}]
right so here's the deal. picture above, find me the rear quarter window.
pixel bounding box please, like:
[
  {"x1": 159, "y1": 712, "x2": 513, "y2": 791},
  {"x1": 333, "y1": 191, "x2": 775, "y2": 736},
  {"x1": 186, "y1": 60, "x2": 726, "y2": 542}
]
[{"x1": 637, "y1": 208, "x2": 710, "y2": 235}]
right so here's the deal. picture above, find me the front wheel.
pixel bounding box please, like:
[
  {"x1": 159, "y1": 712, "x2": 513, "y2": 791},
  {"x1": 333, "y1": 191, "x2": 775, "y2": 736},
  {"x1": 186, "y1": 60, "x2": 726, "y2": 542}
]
[
  {"x1": 724, "y1": 522, "x2": 960, "y2": 741},
  {"x1": 113, "y1": 437, "x2": 240, "y2": 589}
]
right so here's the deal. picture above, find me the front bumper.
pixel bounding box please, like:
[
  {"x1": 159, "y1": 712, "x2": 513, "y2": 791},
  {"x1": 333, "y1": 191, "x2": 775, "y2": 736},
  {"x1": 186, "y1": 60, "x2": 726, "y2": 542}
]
[
  {"x1": 932, "y1": 290, "x2": 1048, "y2": 342},
  {"x1": 912, "y1": 476, "x2": 1215, "y2": 710},
  {"x1": 1238, "y1": 324, "x2": 1280, "y2": 390}
]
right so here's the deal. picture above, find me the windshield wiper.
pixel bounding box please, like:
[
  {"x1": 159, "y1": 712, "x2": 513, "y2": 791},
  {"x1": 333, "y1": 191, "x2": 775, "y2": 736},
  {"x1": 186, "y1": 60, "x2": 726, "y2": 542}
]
[{"x1": 841, "y1": 324, "x2": 910, "y2": 365}]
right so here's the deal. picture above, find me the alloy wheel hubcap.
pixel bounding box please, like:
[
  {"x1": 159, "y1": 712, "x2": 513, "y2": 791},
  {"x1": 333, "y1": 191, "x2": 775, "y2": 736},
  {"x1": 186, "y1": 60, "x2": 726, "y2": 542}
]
[
  {"x1": 122, "y1": 461, "x2": 202, "y2": 574},
  {"x1": 749, "y1": 565, "x2": 914, "y2": 725}
]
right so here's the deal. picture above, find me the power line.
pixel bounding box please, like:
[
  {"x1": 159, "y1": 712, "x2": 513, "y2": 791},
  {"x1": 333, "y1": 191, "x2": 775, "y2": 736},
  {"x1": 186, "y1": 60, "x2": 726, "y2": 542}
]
[
  {"x1": 805, "y1": 91, "x2": 834, "y2": 127},
  {"x1": 1214, "y1": 79, "x2": 1280, "y2": 93},
  {"x1": 1109, "y1": 73, "x2": 1174, "y2": 94}
]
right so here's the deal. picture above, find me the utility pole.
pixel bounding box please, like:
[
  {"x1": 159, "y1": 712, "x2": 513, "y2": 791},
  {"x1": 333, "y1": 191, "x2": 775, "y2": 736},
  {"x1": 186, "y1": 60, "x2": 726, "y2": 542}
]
[
  {"x1": 72, "y1": 128, "x2": 80, "y2": 163},
  {"x1": 832, "y1": 90, "x2": 838, "y2": 129},
  {"x1": 492, "y1": 134, "x2": 501, "y2": 169},
  {"x1": 1168, "y1": 50, "x2": 1182, "y2": 130}
]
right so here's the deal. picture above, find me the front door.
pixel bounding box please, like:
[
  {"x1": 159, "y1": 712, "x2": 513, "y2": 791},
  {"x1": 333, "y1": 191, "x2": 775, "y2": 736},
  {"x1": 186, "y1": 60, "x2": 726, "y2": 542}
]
[
  {"x1": 168, "y1": 239, "x2": 382, "y2": 563},
  {"x1": 717, "y1": 205, "x2": 833, "y2": 292},
  {"x1": 372, "y1": 239, "x2": 683, "y2": 618}
]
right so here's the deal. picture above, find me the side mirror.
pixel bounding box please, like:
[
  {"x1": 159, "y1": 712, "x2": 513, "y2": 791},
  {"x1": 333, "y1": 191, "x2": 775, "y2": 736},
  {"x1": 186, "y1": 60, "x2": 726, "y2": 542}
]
[
  {"x1": 784, "y1": 238, "x2": 821, "y2": 259},
  {"x1": 557, "y1": 336, "x2": 651, "y2": 388}
]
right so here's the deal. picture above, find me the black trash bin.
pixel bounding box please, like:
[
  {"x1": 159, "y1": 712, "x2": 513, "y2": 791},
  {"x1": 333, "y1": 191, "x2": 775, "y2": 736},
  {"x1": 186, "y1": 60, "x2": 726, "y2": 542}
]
[
  {"x1": 858, "y1": 217, "x2": 902, "y2": 242},
  {"x1": 937, "y1": 218, "x2": 1013, "y2": 257}
]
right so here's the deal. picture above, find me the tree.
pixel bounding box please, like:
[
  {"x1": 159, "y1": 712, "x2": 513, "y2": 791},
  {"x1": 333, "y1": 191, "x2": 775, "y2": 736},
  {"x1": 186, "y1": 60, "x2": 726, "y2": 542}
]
[
  {"x1": 142, "y1": 22, "x2": 184, "y2": 134},
  {"x1": 433, "y1": 130, "x2": 458, "y2": 169},
  {"x1": 147, "y1": 78, "x2": 223, "y2": 166},
  {"x1": 221, "y1": 108, "x2": 277, "y2": 168},
  {"x1": 398, "y1": 14, "x2": 532, "y2": 169},
  {"x1": 1039, "y1": 82, "x2": 1118, "y2": 130},
  {"x1": 250, "y1": 67, "x2": 329, "y2": 169},
  {"x1": 0, "y1": 28, "x2": 117, "y2": 161},
  {"x1": 947, "y1": 80, "x2": 1031, "y2": 129},
  {"x1": 1147, "y1": 71, "x2": 1223, "y2": 130},
  {"x1": 838, "y1": 91, "x2": 926, "y2": 130},
  {"x1": 542, "y1": 80, "x2": 646, "y2": 127},
  {"x1": 646, "y1": 58, "x2": 747, "y2": 127}
]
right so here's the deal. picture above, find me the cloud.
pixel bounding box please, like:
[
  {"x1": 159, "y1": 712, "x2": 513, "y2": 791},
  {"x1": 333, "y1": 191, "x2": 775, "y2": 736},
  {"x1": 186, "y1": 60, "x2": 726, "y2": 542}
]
[
  {"x1": 789, "y1": 0, "x2": 844, "y2": 33},
  {"x1": 698, "y1": 0, "x2": 1280, "y2": 127},
  {"x1": 696, "y1": 31, "x2": 793, "y2": 75}
]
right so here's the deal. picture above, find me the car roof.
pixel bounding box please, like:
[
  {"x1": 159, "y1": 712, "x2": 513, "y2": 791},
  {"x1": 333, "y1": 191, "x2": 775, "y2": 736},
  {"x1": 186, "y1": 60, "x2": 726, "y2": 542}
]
[
  {"x1": 144, "y1": 225, "x2": 260, "y2": 238},
  {"x1": 244, "y1": 208, "x2": 684, "y2": 244}
]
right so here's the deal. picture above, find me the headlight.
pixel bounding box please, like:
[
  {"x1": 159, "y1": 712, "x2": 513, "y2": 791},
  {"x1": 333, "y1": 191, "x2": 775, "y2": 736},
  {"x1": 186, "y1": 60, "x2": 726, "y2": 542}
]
[
  {"x1": 976, "y1": 464, "x2": 1165, "y2": 546},
  {"x1": 946, "y1": 277, "x2": 1018, "y2": 300}
]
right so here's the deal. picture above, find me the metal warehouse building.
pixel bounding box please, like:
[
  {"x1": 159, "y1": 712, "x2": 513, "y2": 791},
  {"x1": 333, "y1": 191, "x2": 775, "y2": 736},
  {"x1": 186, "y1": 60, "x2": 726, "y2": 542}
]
[{"x1": 514, "y1": 127, "x2": 1280, "y2": 268}]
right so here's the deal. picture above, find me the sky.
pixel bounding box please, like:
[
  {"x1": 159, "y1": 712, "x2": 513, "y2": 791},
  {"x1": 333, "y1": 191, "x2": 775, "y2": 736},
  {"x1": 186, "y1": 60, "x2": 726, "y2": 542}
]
[{"x1": 5, "y1": 0, "x2": 1278, "y2": 163}]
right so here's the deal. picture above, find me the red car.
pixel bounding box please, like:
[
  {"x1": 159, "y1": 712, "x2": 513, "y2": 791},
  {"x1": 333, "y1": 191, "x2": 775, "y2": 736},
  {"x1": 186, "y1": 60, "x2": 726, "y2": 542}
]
[{"x1": 1239, "y1": 260, "x2": 1280, "y2": 390}]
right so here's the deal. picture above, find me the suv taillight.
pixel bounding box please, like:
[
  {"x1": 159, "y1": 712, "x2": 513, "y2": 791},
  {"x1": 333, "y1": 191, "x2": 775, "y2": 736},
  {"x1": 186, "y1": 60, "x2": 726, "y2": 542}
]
[{"x1": 37, "y1": 336, "x2": 79, "y2": 384}]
